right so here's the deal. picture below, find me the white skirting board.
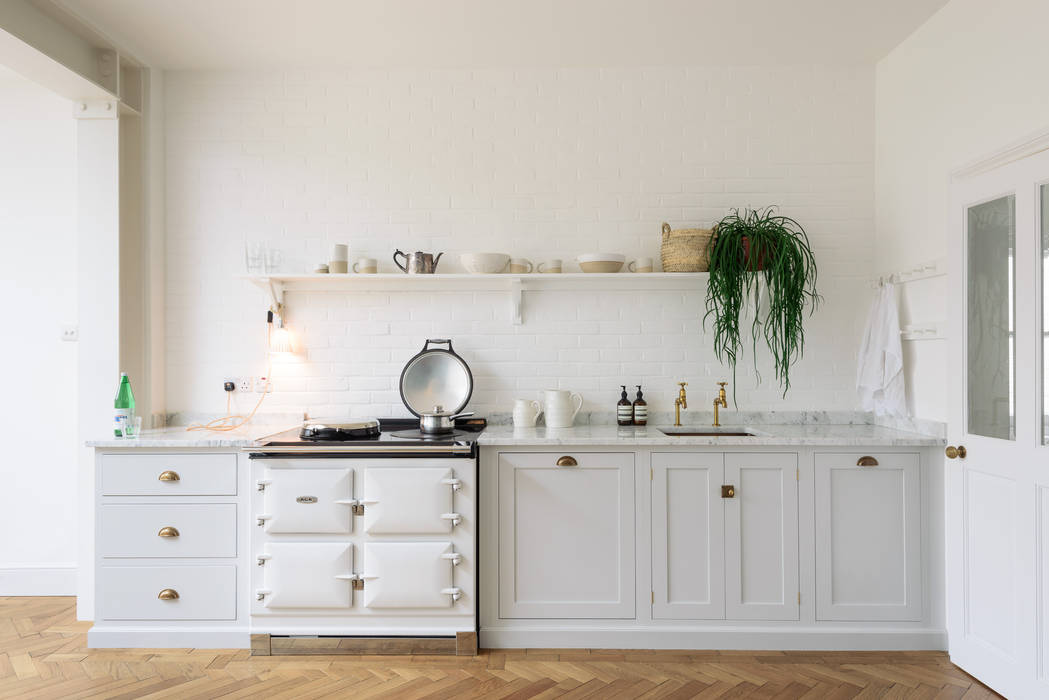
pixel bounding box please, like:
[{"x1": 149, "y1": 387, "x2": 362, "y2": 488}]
[
  {"x1": 0, "y1": 565, "x2": 77, "y2": 596},
  {"x1": 480, "y1": 627, "x2": 948, "y2": 651},
  {"x1": 88, "y1": 627, "x2": 250, "y2": 649}
]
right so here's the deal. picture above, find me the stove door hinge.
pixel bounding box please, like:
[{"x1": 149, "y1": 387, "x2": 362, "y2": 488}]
[
  {"x1": 256, "y1": 479, "x2": 272, "y2": 492},
  {"x1": 335, "y1": 499, "x2": 365, "y2": 515},
  {"x1": 256, "y1": 588, "x2": 272, "y2": 601},
  {"x1": 256, "y1": 553, "x2": 272, "y2": 567},
  {"x1": 441, "y1": 587, "x2": 463, "y2": 602},
  {"x1": 442, "y1": 477, "x2": 462, "y2": 492},
  {"x1": 256, "y1": 514, "x2": 272, "y2": 527},
  {"x1": 335, "y1": 573, "x2": 364, "y2": 590},
  {"x1": 440, "y1": 512, "x2": 463, "y2": 527}
]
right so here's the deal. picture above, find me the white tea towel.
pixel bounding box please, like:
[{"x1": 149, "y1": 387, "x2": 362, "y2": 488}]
[{"x1": 856, "y1": 283, "x2": 907, "y2": 416}]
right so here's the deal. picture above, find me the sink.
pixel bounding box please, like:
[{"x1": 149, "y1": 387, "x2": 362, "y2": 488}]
[{"x1": 659, "y1": 429, "x2": 757, "y2": 437}]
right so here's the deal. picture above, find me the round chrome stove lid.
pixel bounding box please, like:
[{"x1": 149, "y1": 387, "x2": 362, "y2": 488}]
[
  {"x1": 300, "y1": 417, "x2": 380, "y2": 441},
  {"x1": 399, "y1": 340, "x2": 473, "y2": 417}
]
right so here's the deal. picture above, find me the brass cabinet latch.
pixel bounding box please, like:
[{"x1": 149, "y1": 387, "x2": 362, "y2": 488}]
[{"x1": 721, "y1": 484, "x2": 736, "y2": 498}]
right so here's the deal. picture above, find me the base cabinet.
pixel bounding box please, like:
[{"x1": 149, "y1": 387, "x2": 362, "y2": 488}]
[
  {"x1": 815, "y1": 452, "x2": 921, "y2": 621},
  {"x1": 497, "y1": 451, "x2": 635, "y2": 619},
  {"x1": 651, "y1": 452, "x2": 799, "y2": 621}
]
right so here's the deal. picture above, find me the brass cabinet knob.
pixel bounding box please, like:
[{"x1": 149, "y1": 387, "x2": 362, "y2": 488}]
[
  {"x1": 556, "y1": 456, "x2": 578, "y2": 467},
  {"x1": 857, "y1": 456, "x2": 879, "y2": 467},
  {"x1": 157, "y1": 526, "x2": 180, "y2": 538},
  {"x1": 945, "y1": 445, "x2": 967, "y2": 460},
  {"x1": 721, "y1": 484, "x2": 736, "y2": 498},
  {"x1": 157, "y1": 589, "x2": 179, "y2": 601},
  {"x1": 158, "y1": 470, "x2": 180, "y2": 482}
]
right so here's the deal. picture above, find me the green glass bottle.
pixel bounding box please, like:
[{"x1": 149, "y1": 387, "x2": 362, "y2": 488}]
[{"x1": 114, "y1": 372, "x2": 136, "y2": 437}]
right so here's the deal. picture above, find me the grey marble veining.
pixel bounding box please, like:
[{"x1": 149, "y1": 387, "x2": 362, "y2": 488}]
[
  {"x1": 86, "y1": 424, "x2": 293, "y2": 448},
  {"x1": 477, "y1": 423, "x2": 945, "y2": 447}
]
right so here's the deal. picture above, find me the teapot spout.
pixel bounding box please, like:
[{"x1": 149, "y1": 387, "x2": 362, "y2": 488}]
[{"x1": 432, "y1": 252, "x2": 444, "y2": 269}]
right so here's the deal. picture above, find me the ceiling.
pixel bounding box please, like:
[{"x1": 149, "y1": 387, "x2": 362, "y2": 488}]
[{"x1": 59, "y1": 0, "x2": 950, "y2": 70}]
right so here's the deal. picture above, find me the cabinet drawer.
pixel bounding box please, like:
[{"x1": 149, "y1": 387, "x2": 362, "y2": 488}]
[
  {"x1": 99, "y1": 504, "x2": 237, "y2": 558},
  {"x1": 98, "y1": 565, "x2": 236, "y2": 620},
  {"x1": 101, "y1": 453, "x2": 237, "y2": 495}
]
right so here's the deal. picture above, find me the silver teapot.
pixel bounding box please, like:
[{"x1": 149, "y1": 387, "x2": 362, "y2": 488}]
[{"x1": 393, "y1": 250, "x2": 444, "y2": 274}]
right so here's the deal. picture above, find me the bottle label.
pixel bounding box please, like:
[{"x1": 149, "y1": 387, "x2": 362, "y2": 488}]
[
  {"x1": 114, "y1": 409, "x2": 130, "y2": 436},
  {"x1": 617, "y1": 405, "x2": 633, "y2": 423},
  {"x1": 634, "y1": 406, "x2": 648, "y2": 422}
]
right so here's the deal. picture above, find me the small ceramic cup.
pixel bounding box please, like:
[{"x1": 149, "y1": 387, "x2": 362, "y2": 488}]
[
  {"x1": 353, "y1": 257, "x2": 378, "y2": 274},
  {"x1": 629, "y1": 257, "x2": 654, "y2": 273},
  {"x1": 512, "y1": 399, "x2": 543, "y2": 428},
  {"x1": 509, "y1": 258, "x2": 534, "y2": 273},
  {"x1": 537, "y1": 259, "x2": 562, "y2": 273}
]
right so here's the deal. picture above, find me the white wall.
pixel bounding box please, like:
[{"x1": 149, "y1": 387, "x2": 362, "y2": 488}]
[
  {"x1": 166, "y1": 66, "x2": 875, "y2": 419},
  {"x1": 0, "y1": 66, "x2": 78, "y2": 594},
  {"x1": 875, "y1": 0, "x2": 1049, "y2": 421}
]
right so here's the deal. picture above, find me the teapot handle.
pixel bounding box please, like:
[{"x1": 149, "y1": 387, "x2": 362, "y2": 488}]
[{"x1": 393, "y1": 249, "x2": 408, "y2": 273}]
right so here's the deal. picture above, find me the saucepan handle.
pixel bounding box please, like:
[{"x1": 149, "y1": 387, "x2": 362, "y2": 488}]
[{"x1": 423, "y1": 338, "x2": 453, "y2": 352}]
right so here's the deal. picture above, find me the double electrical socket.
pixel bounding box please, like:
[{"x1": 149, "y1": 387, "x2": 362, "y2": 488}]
[{"x1": 224, "y1": 377, "x2": 273, "y2": 393}]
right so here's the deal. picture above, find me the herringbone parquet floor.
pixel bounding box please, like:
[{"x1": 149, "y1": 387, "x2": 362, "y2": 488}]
[{"x1": 0, "y1": 597, "x2": 1001, "y2": 699}]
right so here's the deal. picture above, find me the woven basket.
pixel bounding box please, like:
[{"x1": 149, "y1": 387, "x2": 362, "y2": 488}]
[{"x1": 660, "y1": 222, "x2": 714, "y2": 272}]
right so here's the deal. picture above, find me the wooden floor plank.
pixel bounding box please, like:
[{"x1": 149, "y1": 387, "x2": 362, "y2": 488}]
[{"x1": 0, "y1": 597, "x2": 1005, "y2": 700}]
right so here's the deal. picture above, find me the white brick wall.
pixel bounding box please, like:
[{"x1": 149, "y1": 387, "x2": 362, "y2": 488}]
[{"x1": 165, "y1": 66, "x2": 874, "y2": 419}]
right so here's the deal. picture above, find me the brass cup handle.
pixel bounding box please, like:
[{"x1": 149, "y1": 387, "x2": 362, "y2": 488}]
[
  {"x1": 857, "y1": 456, "x2": 879, "y2": 467},
  {"x1": 157, "y1": 526, "x2": 180, "y2": 538},
  {"x1": 158, "y1": 470, "x2": 180, "y2": 482},
  {"x1": 945, "y1": 445, "x2": 967, "y2": 460},
  {"x1": 556, "y1": 456, "x2": 578, "y2": 467},
  {"x1": 157, "y1": 589, "x2": 180, "y2": 601}
]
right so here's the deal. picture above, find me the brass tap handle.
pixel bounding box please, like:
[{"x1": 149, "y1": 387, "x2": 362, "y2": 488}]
[
  {"x1": 157, "y1": 589, "x2": 180, "y2": 601},
  {"x1": 678, "y1": 382, "x2": 688, "y2": 389},
  {"x1": 717, "y1": 382, "x2": 727, "y2": 388},
  {"x1": 157, "y1": 526, "x2": 180, "y2": 538}
]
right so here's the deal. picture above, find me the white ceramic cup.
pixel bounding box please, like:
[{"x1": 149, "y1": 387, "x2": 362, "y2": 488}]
[
  {"x1": 541, "y1": 389, "x2": 583, "y2": 427},
  {"x1": 537, "y1": 259, "x2": 562, "y2": 273},
  {"x1": 629, "y1": 257, "x2": 654, "y2": 273},
  {"x1": 353, "y1": 257, "x2": 378, "y2": 274},
  {"x1": 512, "y1": 399, "x2": 543, "y2": 428},
  {"x1": 509, "y1": 258, "x2": 534, "y2": 273}
]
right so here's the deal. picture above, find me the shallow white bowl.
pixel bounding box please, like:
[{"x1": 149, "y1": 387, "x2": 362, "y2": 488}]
[
  {"x1": 576, "y1": 252, "x2": 626, "y2": 273},
  {"x1": 460, "y1": 253, "x2": 510, "y2": 274}
]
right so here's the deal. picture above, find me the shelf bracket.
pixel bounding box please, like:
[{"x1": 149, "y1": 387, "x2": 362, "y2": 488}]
[
  {"x1": 510, "y1": 277, "x2": 523, "y2": 325},
  {"x1": 266, "y1": 279, "x2": 285, "y2": 310}
]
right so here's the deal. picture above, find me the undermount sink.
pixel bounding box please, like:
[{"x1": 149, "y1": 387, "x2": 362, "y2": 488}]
[{"x1": 659, "y1": 429, "x2": 757, "y2": 437}]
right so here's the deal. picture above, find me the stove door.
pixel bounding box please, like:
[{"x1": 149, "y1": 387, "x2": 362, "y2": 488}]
[
  {"x1": 262, "y1": 468, "x2": 354, "y2": 534},
  {"x1": 259, "y1": 542, "x2": 355, "y2": 608},
  {"x1": 361, "y1": 542, "x2": 461, "y2": 608},
  {"x1": 361, "y1": 467, "x2": 460, "y2": 534}
]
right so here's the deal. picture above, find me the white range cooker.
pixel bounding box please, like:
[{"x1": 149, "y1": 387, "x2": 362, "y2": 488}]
[{"x1": 249, "y1": 340, "x2": 482, "y2": 654}]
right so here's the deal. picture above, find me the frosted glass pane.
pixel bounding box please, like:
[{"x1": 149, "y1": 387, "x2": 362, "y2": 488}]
[{"x1": 967, "y1": 195, "x2": 1015, "y2": 441}]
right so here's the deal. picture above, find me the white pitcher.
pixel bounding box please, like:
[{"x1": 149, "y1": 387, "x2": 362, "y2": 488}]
[
  {"x1": 542, "y1": 389, "x2": 583, "y2": 428},
  {"x1": 513, "y1": 399, "x2": 543, "y2": 428}
]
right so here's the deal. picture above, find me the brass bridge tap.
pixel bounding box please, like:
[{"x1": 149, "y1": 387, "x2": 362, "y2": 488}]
[
  {"x1": 713, "y1": 382, "x2": 728, "y2": 427},
  {"x1": 673, "y1": 382, "x2": 688, "y2": 427}
]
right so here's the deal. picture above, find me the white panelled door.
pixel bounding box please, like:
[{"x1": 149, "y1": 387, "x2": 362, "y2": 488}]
[{"x1": 947, "y1": 148, "x2": 1049, "y2": 699}]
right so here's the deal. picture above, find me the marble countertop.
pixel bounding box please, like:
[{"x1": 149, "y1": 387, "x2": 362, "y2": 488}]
[
  {"x1": 89, "y1": 422, "x2": 944, "y2": 449},
  {"x1": 86, "y1": 424, "x2": 292, "y2": 448},
  {"x1": 476, "y1": 423, "x2": 945, "y2": 447}
]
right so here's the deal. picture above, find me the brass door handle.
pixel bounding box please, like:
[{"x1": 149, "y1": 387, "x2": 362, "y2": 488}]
[
  {"x1": 857, "y1": 456, "x2": 879, "y2": 467},
  {"x1": 556, "y1": 456, "x2": 578, "y2": 467},
  {"x1": 157, "y1": 589, "x2": 179, "y2": 601},
  {"x1": 158, "y1": 470, "x2": 180, "y2": 482},
  {"x1": 721, "y1": 484, "x2": 735, "y2": 498},
  {"x1": 945, "y1": 445, "x2": 967, "y2": 459},
  {"x1": 157, "y1": 526, "x2": 180, "y2": 538}
]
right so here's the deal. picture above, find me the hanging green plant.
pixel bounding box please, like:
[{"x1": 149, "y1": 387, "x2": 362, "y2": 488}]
[{"x1": 704, "y1": 206, "x2": 821, "y2": 398}]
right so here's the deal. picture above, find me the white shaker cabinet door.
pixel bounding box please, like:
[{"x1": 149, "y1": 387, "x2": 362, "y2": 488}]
[
  {"x1": 362, "y1": 467, "x2": 458, "y2": 534},
  {"x1": 724, "y1": 453, "x2": 800, "y2": 621},
  {"x1": 651, "y1": 452, "x2": 726, "y2": 619},
  {"x1": 498, "y1": 452, "x2": 635, "y2": 619},
  {"x1": 815, "y1": 453, "x2": 921, "y2": 621}
]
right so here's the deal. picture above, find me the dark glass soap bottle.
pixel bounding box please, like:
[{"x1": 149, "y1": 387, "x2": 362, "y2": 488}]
[
  {"x1": 633, "y1": 385, "x2": 647, "y2": 426},
  {"x1": 617, "y1": 385, "x2": 633, "y2": 426}
]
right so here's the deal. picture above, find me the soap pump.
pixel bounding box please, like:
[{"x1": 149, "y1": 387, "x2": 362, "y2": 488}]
[
  {"x1": 632, "y1": 385, "x2": 647, "y2": 426},
  {"x1": 617, "y1": 385, "x2": 633, "y2": 426}
]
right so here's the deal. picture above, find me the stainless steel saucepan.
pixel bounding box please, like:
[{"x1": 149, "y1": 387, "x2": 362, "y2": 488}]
[
  {"x1": 399, "y1": 339, "x2": 474, "y2": 432},
  {"x1": 418, "y1": 405, "x2": 475, "y2": 434}
]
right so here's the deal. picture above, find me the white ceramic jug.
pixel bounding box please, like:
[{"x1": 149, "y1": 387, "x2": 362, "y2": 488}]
[
  {"x1": 542, "y1": 389, "x2": 583, "y2": 428},
  {"x1": 512, "y1": 399, "x2": 542, "y2": 428}
]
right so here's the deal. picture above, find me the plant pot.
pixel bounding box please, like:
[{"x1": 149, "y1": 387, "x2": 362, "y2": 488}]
[{"x1": 741, "y1": 236, "x2": 772, "y2": 271}]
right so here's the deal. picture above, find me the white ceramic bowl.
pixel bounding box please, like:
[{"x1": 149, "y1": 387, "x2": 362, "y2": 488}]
[
  {"x1": 576, "y1": 252, "x2": 626, "y2": 273},
  {"x1": 460, "y1": 253, "x2": 510, "y2": 274}
]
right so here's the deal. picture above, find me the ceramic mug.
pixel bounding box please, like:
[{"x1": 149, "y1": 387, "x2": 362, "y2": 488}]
[
  {"x1": 512, "y1": 399, "x2": 543, "y2": 428},
  {"x1": 537, "y1": 259, "x2": 562, "y2": 274},
  {"x1": 353, "y1": 257, "x2": 378, "y2": 274},
  {"x1": 330, "y1": 244, "x2": 349, "y2": 273},
  {"x1": 541, "y1": 389, "x2": 583, "y2": 428},
  {"x1": 509, "y1": 258, "x2": 534, "y2": 274},
  {"x1": 629, "y1": 257, "x2": 654, "y2": 273}
]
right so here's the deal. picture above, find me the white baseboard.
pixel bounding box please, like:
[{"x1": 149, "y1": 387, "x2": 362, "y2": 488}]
[
  {"x1": 88, "y1": 626, "x2": 249, "y2": 649},
  {"x1": 0, "y1": 565, "x2": 77, "y2": 596},
  {"x1": 480, "y1": 627, "x2": 948, "y2": 651}
]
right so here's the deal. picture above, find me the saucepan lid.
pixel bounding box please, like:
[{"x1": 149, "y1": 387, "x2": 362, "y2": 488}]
[{"x1": 399, "y1": 339, "x2": 473, "y2": 418}]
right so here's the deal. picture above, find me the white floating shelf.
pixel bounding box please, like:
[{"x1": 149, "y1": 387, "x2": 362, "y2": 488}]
[{"x1": 243, "y1": 272, "x2": 707, "y2": 324}]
